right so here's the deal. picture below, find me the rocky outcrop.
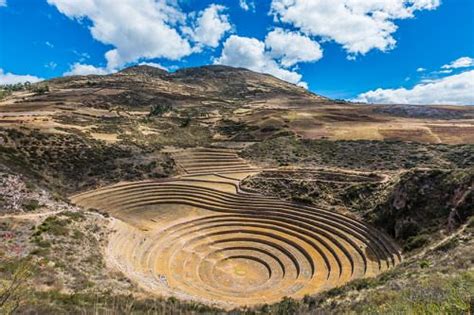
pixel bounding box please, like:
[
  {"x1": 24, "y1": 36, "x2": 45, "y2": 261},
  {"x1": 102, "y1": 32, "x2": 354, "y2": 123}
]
[{"x1": 369, "y1": 168, "x2": 473, "y2": 249}]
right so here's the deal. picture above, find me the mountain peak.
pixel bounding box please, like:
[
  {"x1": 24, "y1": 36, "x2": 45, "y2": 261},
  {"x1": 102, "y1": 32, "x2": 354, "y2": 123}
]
[{"x1": 119, "y1": 65, "x2": 169, "y2": 77}]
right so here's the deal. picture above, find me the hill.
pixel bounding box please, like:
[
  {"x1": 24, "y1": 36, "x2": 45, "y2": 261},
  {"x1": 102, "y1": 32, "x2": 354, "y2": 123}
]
[{"x1": 1, "y1": 65, "x2": 473, "y2": 147}]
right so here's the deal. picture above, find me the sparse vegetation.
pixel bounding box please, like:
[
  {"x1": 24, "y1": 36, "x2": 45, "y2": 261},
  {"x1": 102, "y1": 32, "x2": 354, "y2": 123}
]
[
  {"x1": 371, "y1": 168, "x2": 473, "y2": 247},
  {"x1": 32, "y1": 84, "x2": 49, "y2": 95},
  {"x1": 242, "y1": 169, "x2": 389, "y2": 213},
  {"x1": 0, "y1": 81, "x2": 32, "y2": 92},
  {"x1": 404, "y1": 234, "x2": 431, "y2": 251},
  {"x1": 148, "y1": 103, "x2": 172, "y2": 117},
  {"x1": 22, "y1": 199, "x2": 40, "y2": 212},
  {"x1": 33, "y1": 215, "x2": 71, "y2": 237},
  {"x1": 0, "y1": 89, "x2": 11, "y2": 100},
  {"x1": 242, "y1": 136, "x2": 473, "y2": 170},
  {"x1": 17, "y1": 291, "x2": 224, "y2": 314},
  {"x1": 0, "y1": 128, "x2": 175, "y2": 193},
  {"x1": 0, "y1": 259, "x2": 33, "y2": 314}
]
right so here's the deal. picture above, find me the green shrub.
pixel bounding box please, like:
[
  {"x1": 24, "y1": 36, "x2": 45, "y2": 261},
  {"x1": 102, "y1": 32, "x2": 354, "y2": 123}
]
[
  {"x1": 35, "y1": 216, "x2": 70, "y2": 236},
  {"x1": 435, "y1": 238, "x2": 459, "y2": 252},
  {"x1": 274, "y1": 297, "x2": 300, "y2": 315},
  {"x1": 292, "y1": 195, "x2": 314, "y2": 204},
  {"x1": 148, "y1": 103, "x2": 172, "y2": 117},
  {"x1": 71, "y1": 230, "x2": 85, "y2": 240},
  {"x1": 62, "y1": 211, "x2": 86, "y2": 222},
  {"x1": 419, "y1": 260, "x2": 430, "y2": 269},
  {"x1": 22, "y1": 199, "x2": 40, "y2": 211},
  {"x1": 179, "y1": 116, "x2": 191, "y2": 128},
  {"x1": 404, "y1": 234, "x2": 430, "y2": 251},
  {"x1": 0, "y1": 89, "x2": 12, "y2": 100},
  {"x1": 348, "y1": 278, "x2": 377, "y2": 290},
  {"x1": 32, "y1": 85, "x2": 49, "y2": 95}
]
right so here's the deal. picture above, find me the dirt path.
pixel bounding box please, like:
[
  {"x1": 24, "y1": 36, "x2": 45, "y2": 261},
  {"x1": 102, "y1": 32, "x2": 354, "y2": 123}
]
[
  {"x1": 409, "y1": 223, "x2": 469, "y2": 261},
  {"x1": 0, "y1": 210, "x2": 61, "y2": 220}
]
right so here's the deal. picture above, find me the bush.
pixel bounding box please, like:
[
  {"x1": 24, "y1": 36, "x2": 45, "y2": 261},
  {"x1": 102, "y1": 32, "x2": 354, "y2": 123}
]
[
  {"x1": 179, "y1": 116, "x2": 191, "y2": 128},
  {"x1": 148, "y1": 103, "x2": 172, "y2": 117},
  {"x1": 0, "y1": 89, "x2": 12, "y2": 100},
  {"x1": 22, "y1": 199, "x2": 40, "y2": 212},
  {"x1": 274, "y1": 297, "x2": 300, "y2": 315},
  {"x1": 404, "y1": 234, "x2": 430, "y2": 251},
  {"x1": 34, "y1": 216, "x2": 70, "y2": 236},
  {"x1": 292, "y1": 195, "x2": 314, "y2": 205},
  {"x1": 32, "y1": 85, "x2": 49, "y2": 95},
  {"x1": 62, "y1": 211, "x2": 86, "y2": 222},
  {"x1": 435, "y1": 238, "x2": 459, "y2": 252},
  {"x1": 419, "y1": 260, "x2": 430, "y2": 269},
  {"x1": 396, "y1": 220, "x2": 420, "y2": 240},
  {"x1": 0, "y1": 81, "x2": 31, "y2": 92}
]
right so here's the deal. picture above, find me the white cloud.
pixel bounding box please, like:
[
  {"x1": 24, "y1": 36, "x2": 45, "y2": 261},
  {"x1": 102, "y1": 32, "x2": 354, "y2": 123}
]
[
  {"x1": 72, "y1": 50, "x2": 91, "y2": 62},
  {"x1": 354, "y1": 70, "x2": 474, "y2": 105},
  {"x1": 45, "y1": 61, "x2": 58, "y2": 70},
  {"x1": 48, "y1": 0, "x2": 193, "y2": 69},
  {"x1": 188, "y1": 4, "x2": 231, "y2": 48},
  {"x1": 214, "y1": 35, "x2": 305, "y2": 86},
  {"x1": 138, "y1": 62, "x2": 168, "y2": 71},
  {"x1": 437, "y1": 69, "x2": 453, "y2": 74},
  {"x1": 441, "y1": 56, "x2": 474, "y2": 69},
  {"x1": 0, "y1": 0, "x2": 6, "y2": 7},
  {"x1": 265, "y1": 28, "x2": 323, "y2": 67},
  {"x1": 63, "y1": 63, "x2": 110, "y2": 76},
  {"x1": 416, "y1": 67, "x2": 426, "y2": 72},
  {"x1": 270, "y1": 0, "x2": 440, "y2": 56},
  {"x1": 48, "y1": 1, "x2": 233, "y2": 70},
  {"x1": 239, "y1": 0, "x2": 255, "y2": 12},
  {"x1": 0, "y1": 69, "x2": 43, "y2": 85}
]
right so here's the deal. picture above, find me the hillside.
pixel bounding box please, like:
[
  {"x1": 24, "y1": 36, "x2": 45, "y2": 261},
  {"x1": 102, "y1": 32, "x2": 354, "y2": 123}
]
[
  {"x1": 0, "y1": 65, "x2": 473, "y2": 314},
  {"x1": 46, "y1": 65, "x2": 326, "y2": 110},
  {"x1": 1, "y1": 65, "x2": 473, "y2": 147}
]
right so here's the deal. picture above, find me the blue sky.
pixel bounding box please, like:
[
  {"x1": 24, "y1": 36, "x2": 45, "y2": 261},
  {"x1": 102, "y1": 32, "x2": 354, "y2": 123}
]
[{"x1": 0, "y1": 0, "x2": 473, "y2": 104}]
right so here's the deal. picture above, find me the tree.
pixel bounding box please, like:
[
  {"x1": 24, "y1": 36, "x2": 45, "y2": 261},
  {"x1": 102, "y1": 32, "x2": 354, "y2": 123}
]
[
  {"x1": 148, "y1": 103, "x2": 172, "y2": 117},
  {"x1": 32, "y1": 85, "x2": 49, "y2": 95},
  {"x1": 0, "y1": 259, "x2": 33, "y2": 314}
]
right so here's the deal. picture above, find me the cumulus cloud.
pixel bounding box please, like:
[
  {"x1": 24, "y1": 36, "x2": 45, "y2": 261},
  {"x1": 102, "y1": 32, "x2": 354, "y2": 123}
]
[
  {"x1": 265, "y1": 28, "x2": 323, "y2": 67},
  {"x1": 48, "y1": 0, "x2": 230, "y2": 70},
  {"x1": 187, "y1": 4, "x2": 231, "y2": 48},
  {"x1": 214, "y1": 35, "x2": 305, "y2": 86},
  {"x1": 239, "y1": 0, "x2": 255, "y2": 11},
  {"x1": 354, "y1": 70, "x2": 474, "y2": 105},
  {"x1": 47, "y1": 0, "x2": 191, "y2": 69},
  {"x1": 63, "y1": 63, "x2": 109, "y2": 76},
  {"x1": 45, "y1": 61, "x2": 58, "y2": 70},
  {"x1": 416, "y1": 67, "x2": 426, "y2": 72},
  {"x1": 214, "y1": 31, "x2": 321, "y2": 87},
  {"x1": 0, "y1": 0, "x2": 6, "y2": 7},
  {"x1": 138, "y1": 62, "x2": 168, "y2": 71},
  {"x1": 0, "y1": 69, "x2": 43, "y2": 85},
  {"x1": 438, "y1": 69, "x2": 453, "y2": 74},
  {"x1": 441, "y1": 56, "x2": 474, "y2": 69},
  {"x1": 270, "y1": 0, "x2": 440, "y2": 56}
]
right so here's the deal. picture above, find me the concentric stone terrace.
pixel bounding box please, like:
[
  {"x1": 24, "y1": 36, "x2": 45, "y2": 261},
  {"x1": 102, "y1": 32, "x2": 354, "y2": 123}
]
[
  {"x1": 71, "y1": 148, "x2": 401, "y2": 307},
  {"x1": 173, "y1": 148, "x2": 258, "y2": 175}
]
